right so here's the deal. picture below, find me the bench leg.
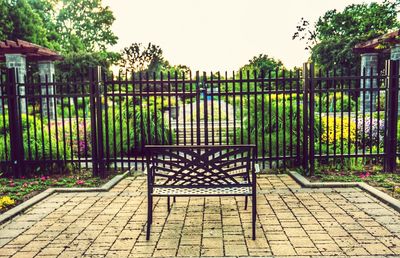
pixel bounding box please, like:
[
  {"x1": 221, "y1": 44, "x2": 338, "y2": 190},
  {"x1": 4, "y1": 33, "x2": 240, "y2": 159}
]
[
  {"x1": 173, "y1": 196, "x2": 176, "y2": 203},
  {"x1": 244, "y1": 196, "x2": 248, "y2": 210},
  {"x1": 146, "y1": 195, "x2": 153, "y2": 240},
  {"x1": 252, "y1": 194, "x2": 256, "y2": 240},
  {"x1": 167, "y1": 197, "x2": 171, "y2": 212}
]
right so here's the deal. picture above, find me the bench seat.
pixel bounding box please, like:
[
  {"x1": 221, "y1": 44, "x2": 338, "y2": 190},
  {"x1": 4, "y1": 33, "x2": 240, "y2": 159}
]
[{"x1": 153, "y1": 185, "x2": 252, "y2": 196}]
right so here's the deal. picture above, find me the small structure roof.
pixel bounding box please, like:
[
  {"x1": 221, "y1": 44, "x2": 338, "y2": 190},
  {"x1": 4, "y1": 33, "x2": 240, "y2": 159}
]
[
  {"x1": 0, "y1": 39, "x2": 62, "y2": 62},
  {"x1": 353, "y1": 29, "x2": 400, "y2": 53}
]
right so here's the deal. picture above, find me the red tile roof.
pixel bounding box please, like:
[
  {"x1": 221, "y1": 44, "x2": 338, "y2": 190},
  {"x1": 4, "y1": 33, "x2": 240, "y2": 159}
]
[
  {"x1": 354, "y1": 29, "x2": 400, "y2": 53},
  {"x1": 0, "y1": 39, "x2": 62, "y2": 62}
]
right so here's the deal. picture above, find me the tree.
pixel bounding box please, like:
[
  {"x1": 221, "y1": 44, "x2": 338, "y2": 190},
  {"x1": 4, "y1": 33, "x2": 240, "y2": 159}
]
[
  {"x1": 163, "y1": 64, "x2": 192, "y2": 78},
  {"x1": 56, "y1": 0, "x2": 118, "y2": 52},
  {"x1": 26, "y1": 0, "x2": 61, "y2": 51},
  {"x1": 0, "y1": 0, "x2": 14, "y2": 41},
  {"x1": 293, "y1": 1, "x2": 399, "y2": 71},
  {"x1": 0, "y1": 0, "x2": 117, "y2": 54},
  {"x1": 119, "y1": 43, "x2": 167, "y2": 73},
  {"x1": 240, "y1": 54, "x2": 285, "y2": 78},
  {"x1": 0, "y1": 0, "x2": 49, "y2": 47},
  {"x1": 55, "y1": 51, "x2": 120, "y2": 79},
  {"x1": 0, "y1": 0, "x2": 119, "y2": 78}
]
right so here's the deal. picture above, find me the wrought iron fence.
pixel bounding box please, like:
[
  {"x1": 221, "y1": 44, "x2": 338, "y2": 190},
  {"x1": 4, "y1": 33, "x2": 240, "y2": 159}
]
[{"x1": 0, "y1": 61, "x2": 399, "y2": 177}]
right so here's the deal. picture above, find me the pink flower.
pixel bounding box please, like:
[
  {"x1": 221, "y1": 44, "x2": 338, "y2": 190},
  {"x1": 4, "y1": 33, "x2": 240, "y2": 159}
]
[
  {"x1": 9, "y1": 182, "x2": 15, "y2": 187},
  {"x1": 359, "y1": 172, "x2": 370, "y2": 179},
  {"x1": 76, "y1": 180, "x2": 85, "y2": 185},
  {"x1": 22, "y1": 183, "x2": 28, "y2": 187},
  {"x1": 41, "y1": 176, "x2": 46, "y2": 181}
]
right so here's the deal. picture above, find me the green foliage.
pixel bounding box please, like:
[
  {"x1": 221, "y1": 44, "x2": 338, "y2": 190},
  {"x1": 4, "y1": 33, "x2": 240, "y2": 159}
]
[
  {"x1": 56, "y1": 104, "x2": 86, "y2": 119},
  {"x1": 315, "y1": 92, "x2": 356, "y2": 112},
  {"x1": 314, "y1": 169, "x2": 400, "y2": 194},
  {"x1": 26, "y1": 0, "x2": 62, "y2": 51},
  {"x1": 56, "y1": 0, "x2": 118, "y2": 52},
  {"x1": 239, "y1": 54, "x2": 286, "y2": 77},
  {"x1": 162, "y1": 64, "x2": 192, "y2": 79},
  {"x1": 56, "y1": 51, "x2": 120, "y2": 79},
  {"x1": 0, "y1": 0, "x2": 49, "y2": 47},
  {"x1": 0, "y1": 114, "x2": 93, "y2": 172},
  {"x1": 119, "y1": 43, "x2": 192, "y2": 76},
  {"x1": 0, "y1": 114, "x2": 10, "y2": 161},
  {"x1": 0, "y1": 0, "x2": 15, "y2": 41},
  {"x1": 397, "y1": 122, "x2": 400, "y2": 151},
  {"x1": 104, "y1": 96, "x2": 170, "y2": 156},
  {"x1": 0, "y1": 173, "x2": 104, "y2": 206},
  {"x1": 119, "y1": 43, "x2": 167, "y2": 73},
  {"x1": 294, "y1": 1, "x2": 399, "y2": 71},
  {"x1": 0, "y1": 0, "x2": 118, "y2": 64},
  {"x1": 236, "y1": 92, "x2": 307, "y2": 158}
]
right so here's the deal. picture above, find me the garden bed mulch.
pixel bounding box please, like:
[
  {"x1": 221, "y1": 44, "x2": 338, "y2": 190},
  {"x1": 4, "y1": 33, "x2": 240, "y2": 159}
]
[{"x1": 0, "y1": 169, "x2": 122, "y2": 214}]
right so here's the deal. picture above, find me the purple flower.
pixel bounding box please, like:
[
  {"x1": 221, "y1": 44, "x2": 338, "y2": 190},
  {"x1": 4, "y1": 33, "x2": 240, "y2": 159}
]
[{"x1": 356, "y1": 117, "x2": 385, "y2": 146}]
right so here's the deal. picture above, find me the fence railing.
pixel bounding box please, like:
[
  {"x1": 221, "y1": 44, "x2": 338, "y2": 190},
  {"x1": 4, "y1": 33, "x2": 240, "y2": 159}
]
[{"x1": 0, "y1": 61, "x2": 399, "y2": 177}]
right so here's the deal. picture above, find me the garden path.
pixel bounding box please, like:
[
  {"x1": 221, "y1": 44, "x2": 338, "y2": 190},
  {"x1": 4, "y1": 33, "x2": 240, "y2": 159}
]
[{"x1": 170, "y1": 100, "x2": 239, "y2": 144}]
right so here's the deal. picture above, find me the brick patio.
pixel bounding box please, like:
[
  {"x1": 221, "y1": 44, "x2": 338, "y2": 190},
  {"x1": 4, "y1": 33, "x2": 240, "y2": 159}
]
[{"x1": 0, "y1": 174, "x2": 399, "y2": 257}]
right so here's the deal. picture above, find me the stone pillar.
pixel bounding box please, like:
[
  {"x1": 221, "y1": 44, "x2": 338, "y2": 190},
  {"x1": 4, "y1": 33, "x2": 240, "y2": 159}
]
[
  {"x1": 390, "y1": 44, "x2": 400, "y2": 113},
  {"x1": 5, "y1": 54, "x2": 27, "y2": 114},
  {"x1": 38, "y1": 61, "x2": 56, "y2": 120},
  {"x1": 360, "y1": 53, "x2": 378, "y2": 112}
]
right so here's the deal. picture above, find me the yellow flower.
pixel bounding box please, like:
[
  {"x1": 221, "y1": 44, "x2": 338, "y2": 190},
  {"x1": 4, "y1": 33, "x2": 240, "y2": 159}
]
[
  {"x1": 321, "y1": 116, "x2": 356, "y2": 144},
  {"x1": 0, "y1": 196, "x2": 15, "y2": 210}
]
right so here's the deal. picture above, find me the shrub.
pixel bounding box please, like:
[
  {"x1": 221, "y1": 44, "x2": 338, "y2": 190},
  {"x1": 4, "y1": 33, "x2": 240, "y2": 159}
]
[
  {"x1": 104, "y1": 96, "x2": 170, "y2": 156},
  {"x1": 237, "y1": 93, "x2": 312, "y2": 159},
  {"x1": 315, "y1": 92, "x2": 356, "y2": 112},
  {"x1": 0, "y1": 114, "x2": 91, "y2": 164},
  {"x1": 0, "y1": 114, "x2": 10, "y2": 161},
  {"x1": 56, "y1": 97, "x2": 89, "y2": 118}
]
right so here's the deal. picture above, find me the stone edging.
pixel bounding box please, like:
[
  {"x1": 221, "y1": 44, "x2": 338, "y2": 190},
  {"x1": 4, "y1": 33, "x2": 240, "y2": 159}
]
[
  {"x1": 0, "y1": 169, "x2": 136, "y2": 225},
  {"x1": 288, "y1": 171, "x2": 400, "y2": 213}
]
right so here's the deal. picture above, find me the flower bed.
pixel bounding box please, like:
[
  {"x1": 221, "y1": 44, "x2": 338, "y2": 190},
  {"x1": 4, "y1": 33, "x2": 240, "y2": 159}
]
[
  {"x1": 0, "y1": 170, "x2": 115, "y2": 213},
  {"x1": 307, "y1": 167, "x2": 400, "y2": 200}
]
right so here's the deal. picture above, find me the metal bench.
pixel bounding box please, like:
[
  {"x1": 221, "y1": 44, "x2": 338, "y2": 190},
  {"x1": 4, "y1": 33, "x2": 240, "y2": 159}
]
[{"x1": 145, "y1": 144, "x2": 259, "y2": 240}]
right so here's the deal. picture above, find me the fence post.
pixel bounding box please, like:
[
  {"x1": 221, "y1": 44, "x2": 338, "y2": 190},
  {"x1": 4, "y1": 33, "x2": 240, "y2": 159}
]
[
  {"x1": 302, "y1": 63, "x2": 309, "y2": 174},
  {"x1": 385, "y1": 60, "x2": 399, "y2": 173},
  {"x1": 89, "y1": 67, "x2": 99, "y2": 177},
  {"x1": 196, "y1": 71, "x2": 201, "y2": 145},
  {"x1": 203, "y1": 72, "x2": 209, "y2": 145},
  {"x1": 95, "y1": 66, "x2": 105, "y2": 177},
  {"x1": 6, "y1": 68, "x2": 25, "y2": 177},
  {"x1": 309, "y1": 63, "x2": 315, "y2": 176}
]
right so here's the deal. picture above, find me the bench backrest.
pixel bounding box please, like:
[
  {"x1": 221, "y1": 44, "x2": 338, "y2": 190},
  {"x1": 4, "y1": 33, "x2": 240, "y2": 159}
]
[{"x1": 146, "y1": 145, "x2": 256, "y2": 188}]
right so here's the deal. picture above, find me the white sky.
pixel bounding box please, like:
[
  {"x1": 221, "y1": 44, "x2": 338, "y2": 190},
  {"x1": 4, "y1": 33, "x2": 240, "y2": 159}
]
[{"x1": 103, "y1": 0, "x2": 382, "y2": 72}]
